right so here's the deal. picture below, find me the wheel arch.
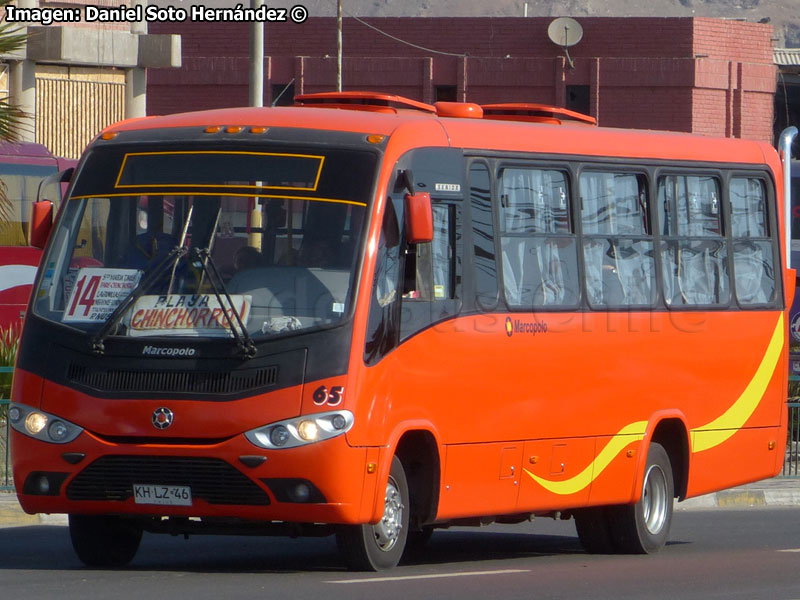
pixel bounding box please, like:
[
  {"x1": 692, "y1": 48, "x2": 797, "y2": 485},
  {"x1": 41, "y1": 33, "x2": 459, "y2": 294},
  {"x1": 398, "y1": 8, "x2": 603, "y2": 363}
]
[
  {"x1": 394, "y1": 429, "x2": 442, "y2": 531},
  {"x1": 372, "y1": 424, "x2": 442, "y2": 529},
  {"x1": 635, "y1": 413, "x2": 690, "y2": 502}
]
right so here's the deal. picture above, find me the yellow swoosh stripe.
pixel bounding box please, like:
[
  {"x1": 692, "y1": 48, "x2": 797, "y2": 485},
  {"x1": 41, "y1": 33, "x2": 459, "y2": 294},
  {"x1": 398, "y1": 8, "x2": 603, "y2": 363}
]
[
  {"x1": 691, "y1": 313, "x2": 784, "y2": 453},
  {"x1": 524, "y1": 421, "x2": 647, "y2": 495},
  {"x1": 527, "y1": 313, "x2": 784, "y2": 495}
]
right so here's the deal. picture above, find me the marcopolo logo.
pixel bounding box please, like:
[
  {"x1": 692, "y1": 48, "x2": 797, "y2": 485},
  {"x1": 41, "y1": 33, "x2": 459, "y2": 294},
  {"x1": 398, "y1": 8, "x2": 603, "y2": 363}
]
[
  {"x1": 142, "y1": 345, "x2": 197, "y2": 357},
  {"x1": 505, "y1": 316, "x2": 548, "y2": 338}
]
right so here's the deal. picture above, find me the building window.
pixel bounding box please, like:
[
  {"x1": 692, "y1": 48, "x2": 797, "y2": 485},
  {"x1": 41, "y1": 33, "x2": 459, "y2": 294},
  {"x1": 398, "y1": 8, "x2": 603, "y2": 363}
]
[
  {"x1": 435, "y1": 85, "x2": 458, "y2": 102},
  {"x1": 271, "y1": 82, "x2": 295, "y2": 106},
  {"x1": 566, "y1": 85, "x2": 590, "y2": 116}
]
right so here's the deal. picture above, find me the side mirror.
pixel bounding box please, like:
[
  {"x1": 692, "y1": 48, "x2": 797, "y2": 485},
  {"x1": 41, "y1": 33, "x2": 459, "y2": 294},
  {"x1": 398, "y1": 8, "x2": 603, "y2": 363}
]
[
  {"x1": 404, "y1": 192, "x2": 433, "y2": 244},
  {"x1": 30, "y1": 200, "x2": 53, "y2": 249}
]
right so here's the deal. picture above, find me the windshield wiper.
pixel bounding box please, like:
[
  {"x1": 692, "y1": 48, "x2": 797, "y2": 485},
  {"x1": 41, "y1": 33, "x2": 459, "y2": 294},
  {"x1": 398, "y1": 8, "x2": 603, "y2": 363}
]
[
  {"x1": 90, "y1": 245, "x2": 188, "y2": 355},
  {"x1": 191, "y1": 247, "x2": 257, "y2": 359}
]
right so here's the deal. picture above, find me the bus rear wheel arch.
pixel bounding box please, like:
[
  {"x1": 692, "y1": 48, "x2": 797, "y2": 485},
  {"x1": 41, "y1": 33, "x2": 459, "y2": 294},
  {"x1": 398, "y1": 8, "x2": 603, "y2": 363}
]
[{"x1": 575, "y1": 441, "x2": 675, "y2": 554}]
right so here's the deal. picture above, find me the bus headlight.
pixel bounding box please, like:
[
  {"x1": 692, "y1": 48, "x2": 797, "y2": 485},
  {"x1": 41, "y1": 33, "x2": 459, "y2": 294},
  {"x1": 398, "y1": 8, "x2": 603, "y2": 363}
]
[
  {"x1": 245, "y1": 410, "x2": 354, "y2": 450},
  {"x1": 25, "y1": 412, "x2": 48, "y2": 435},
  {"x1": 297, "y1": 420, "x2": 319, "y2": 442},
  {"x1": 9, "y1": 403, "x2": 83, "y2": 444}
]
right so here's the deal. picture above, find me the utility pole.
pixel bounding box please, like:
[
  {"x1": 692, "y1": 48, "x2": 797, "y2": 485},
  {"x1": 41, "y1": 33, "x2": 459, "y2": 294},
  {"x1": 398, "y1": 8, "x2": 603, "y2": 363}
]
[
  {"x1": 249, "y1": 0, "x2": 264, "y2": 107},
  {"x1": 337, "y1": 0, "x2": 342, "y2": 92}
]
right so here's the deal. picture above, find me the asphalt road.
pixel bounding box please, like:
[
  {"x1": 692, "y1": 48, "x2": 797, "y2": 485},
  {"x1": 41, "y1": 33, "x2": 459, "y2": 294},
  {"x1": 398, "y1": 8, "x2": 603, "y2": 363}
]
[{"x1": 1, "y1": 508, "x2": 799, "y2": 600}]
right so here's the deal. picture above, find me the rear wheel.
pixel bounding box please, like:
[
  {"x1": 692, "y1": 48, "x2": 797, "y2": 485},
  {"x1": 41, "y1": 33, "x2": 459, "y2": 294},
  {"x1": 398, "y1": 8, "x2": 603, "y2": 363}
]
[
  {"x1": 576, "y1": 442, "x2": 674, "y2": 554},
  {"x1": 336, "y1": 455, "x2": 409, "y2": 571},
  {"x1": 610, "y1": 442, "x2": 674, "y2": 553},
  {"x1": 69, "y1": 515, "x2": 143, "y2": 567},
  {"x1": 574, "y1": 506, "x2": 615, "y2": 553}
]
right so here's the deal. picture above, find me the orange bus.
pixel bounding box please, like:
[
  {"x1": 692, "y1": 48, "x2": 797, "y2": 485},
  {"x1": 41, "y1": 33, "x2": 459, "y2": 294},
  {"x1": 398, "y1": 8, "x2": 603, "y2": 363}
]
[{"x1": 9, "y1": 92, "x2": 796, "y2": 570}]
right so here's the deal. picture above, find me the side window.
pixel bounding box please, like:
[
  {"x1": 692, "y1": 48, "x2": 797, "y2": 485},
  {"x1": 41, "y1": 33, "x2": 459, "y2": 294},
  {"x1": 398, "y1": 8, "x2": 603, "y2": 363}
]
[
  {"x1": 499, "y1": 166, "x2": 579, "y2": 308},
  {"x1": 401, "y1": 202, "x2": 458, "y2": 302},
  {"x1": 658, "y1": 174, "x2": 729, "y2": 307},
  {"x1": 399, "y1": 200, "x2": 461, "y2": 340},
  {"x1": 469, "y1": 162, "x2": 499, "y2": 310},
  {"x1": 580, "y1": 171, "x2": 655, "y2": 307},
  {"x1": 730, "y1": 177, "x2": 775, "y2": 305},
  {"x1": 364, "y1": 200, "x2": 401, "y2": 364},
  {"x1": 432, "y1": 203, "x2": 458, "y2": 300}
]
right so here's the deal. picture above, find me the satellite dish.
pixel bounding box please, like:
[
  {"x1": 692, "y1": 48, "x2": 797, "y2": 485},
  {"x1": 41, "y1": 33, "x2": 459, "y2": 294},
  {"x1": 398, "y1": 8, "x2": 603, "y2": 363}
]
[
  {"x1": 547, "y1": 17, "x2": 583, "y2": 69},
  {"x1": 547, "y1": 17, "x2": 583, "y2": 48}
]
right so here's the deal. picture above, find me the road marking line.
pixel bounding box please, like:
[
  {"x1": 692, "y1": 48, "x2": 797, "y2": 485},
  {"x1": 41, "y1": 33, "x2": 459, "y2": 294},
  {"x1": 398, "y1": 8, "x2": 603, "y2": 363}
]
[
  {"x1": 328, "y1": 569, "x2": 530, "y2": 584},
  {"x1": 778, "y1": 548, "x2": 800, "y2": 552}
]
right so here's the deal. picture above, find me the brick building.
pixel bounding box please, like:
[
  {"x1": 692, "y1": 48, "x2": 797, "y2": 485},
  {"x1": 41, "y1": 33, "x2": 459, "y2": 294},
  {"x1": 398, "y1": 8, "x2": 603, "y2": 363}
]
[{"x1": 149, "y1": 16, "x2": 776, "y2": 143}]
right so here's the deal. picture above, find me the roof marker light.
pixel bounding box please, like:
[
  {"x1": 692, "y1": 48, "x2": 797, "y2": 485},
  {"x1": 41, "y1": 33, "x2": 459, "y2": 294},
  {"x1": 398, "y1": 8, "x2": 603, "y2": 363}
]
[
  {"x1": 250, "y1": 126, "x2": 268, "y2": 134},
  {"x1": 366, "y1": 134, "x2": 385, "y2": 144},
  {"x1": 226, "y1": 126, "x2": 243, "y2": 134},
  {"x1": 204, "y1": 125, "x2": 223, "y2": 133},
  {"x1": 100, "y1": 132, "x2": 118, "y2": 140}
]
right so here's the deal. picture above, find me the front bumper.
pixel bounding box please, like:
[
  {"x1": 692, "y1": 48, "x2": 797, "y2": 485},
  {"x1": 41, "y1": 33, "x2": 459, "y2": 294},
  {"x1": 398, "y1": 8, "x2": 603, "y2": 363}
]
[{"x1": 11, "y1": 425, "x2": 373, "y2": 525}]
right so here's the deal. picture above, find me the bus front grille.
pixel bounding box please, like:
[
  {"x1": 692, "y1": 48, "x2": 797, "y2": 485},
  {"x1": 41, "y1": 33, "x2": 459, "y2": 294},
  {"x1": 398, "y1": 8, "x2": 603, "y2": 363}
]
[
  {"x1": 66, "y1": 456, "x2": 270, "y2": 505},
  {"x1": 67, "y1": 364, "x2": 278, "y2": 395}
]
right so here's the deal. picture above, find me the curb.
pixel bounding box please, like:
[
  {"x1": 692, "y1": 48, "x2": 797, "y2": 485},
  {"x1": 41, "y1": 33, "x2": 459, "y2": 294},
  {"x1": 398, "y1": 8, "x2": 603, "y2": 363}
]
[{"x1": 0, "y1": 494, "x2": 68, "y2": 527}]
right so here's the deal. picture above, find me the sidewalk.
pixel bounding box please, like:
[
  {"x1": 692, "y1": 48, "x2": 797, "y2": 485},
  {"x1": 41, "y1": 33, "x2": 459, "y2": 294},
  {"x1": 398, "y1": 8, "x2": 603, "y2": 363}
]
[{"x1": 2, "y1": 478, "x2": 800, "y2": 528}]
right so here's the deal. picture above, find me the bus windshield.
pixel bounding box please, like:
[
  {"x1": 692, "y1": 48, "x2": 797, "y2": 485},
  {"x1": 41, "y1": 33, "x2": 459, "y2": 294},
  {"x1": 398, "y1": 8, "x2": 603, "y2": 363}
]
[{"x1": 31, "y1": 144, "x2": 377, "y2": 340}]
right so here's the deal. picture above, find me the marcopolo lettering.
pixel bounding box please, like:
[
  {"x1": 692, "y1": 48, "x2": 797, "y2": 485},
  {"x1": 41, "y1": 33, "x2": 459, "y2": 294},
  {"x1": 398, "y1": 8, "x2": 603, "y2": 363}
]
[
  {"x1": 505, "y1": 316, "x2": 548, "y2": 337},
  {"x1": 142, "y1": 346, "x2": 197, "y2": 357}
]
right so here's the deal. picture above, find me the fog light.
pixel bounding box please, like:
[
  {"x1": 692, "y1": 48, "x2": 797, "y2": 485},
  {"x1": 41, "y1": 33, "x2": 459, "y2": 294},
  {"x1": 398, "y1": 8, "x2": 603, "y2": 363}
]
[
  {"x1": 48, "y1": 420, "x2": 69, "y2": 442},
  {"x1": 297, "y1": 420, "x2": 319, "y2": 441},
  {"x1": 293, "y1": 483, "x2": 311, "y2": 502},
  {"x1": 331, "y1": 414, "x2": 347, "y2": 430},
  {"x1": 270, "y1": 425, "x2": 290, "y2": 447},
  {"x1": 8, "y1": 406, "x2": 21, "y2": 423},
  {"x1": 25, "y1": 412, "x2": 47, "y2": 435},
  {"x1": 36, "y1": 475, "x2": 50, "y2": 495}
]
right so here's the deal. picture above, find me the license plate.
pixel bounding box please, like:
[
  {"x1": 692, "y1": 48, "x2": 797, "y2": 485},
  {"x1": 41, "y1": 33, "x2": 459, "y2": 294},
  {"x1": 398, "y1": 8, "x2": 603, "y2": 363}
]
[{"x1": 133, "y1": 484, "x2": 192, "y2": 506}]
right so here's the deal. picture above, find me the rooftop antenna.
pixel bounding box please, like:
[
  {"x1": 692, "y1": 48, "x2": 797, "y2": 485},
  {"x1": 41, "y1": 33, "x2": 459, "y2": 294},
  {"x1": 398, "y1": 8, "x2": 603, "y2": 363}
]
[{"x1": 547, "y1": 17, "x2": 583, "y2": 70}]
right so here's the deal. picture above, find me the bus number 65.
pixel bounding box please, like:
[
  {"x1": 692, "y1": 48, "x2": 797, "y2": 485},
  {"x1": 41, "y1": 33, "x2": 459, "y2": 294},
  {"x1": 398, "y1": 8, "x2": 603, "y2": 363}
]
[{"x1": 313, "y1": 385, "x2": 345, "y2": 406}]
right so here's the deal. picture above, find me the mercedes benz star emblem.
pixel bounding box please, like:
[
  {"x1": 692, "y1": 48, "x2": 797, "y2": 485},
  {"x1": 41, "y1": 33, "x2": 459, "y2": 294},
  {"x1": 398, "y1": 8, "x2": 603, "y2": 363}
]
[{"x1": 152, "y1": 407, "x2": 174, "y2": 430}]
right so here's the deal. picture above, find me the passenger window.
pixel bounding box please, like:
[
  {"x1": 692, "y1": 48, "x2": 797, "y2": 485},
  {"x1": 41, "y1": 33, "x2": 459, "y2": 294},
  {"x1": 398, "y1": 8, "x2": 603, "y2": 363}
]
[
  {"x1": 658, "y1": 175, "x2": 729, "y2": 306},
  {"x1": 658, "y1": 175, "x2": 721, "y2": 237},
  {"x1": 730, "y1": 177, "x2": 775, "y2": 305},
  {"x1": 499, "y1": 167, "x2": 579, "y2": 308},
  {"x1": 580, "y1": 171, "x2": 655, "y2": 307}
]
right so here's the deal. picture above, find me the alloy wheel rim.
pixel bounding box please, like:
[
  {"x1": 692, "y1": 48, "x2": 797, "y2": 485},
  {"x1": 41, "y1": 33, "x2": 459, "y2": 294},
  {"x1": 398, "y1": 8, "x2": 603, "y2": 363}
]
[
  {"x1": 372, "y1": 476, "x2": 404, "y2": 552},
  {"x1": 642, "y1": 464, "x2": 668, "y2": 535}
]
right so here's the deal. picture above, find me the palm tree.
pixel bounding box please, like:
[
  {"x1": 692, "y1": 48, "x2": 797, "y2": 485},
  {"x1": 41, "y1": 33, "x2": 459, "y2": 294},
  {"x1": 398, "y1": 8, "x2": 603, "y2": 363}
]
[{"x1": 0, "y1": 0, "x2": 29, "y2": 226}]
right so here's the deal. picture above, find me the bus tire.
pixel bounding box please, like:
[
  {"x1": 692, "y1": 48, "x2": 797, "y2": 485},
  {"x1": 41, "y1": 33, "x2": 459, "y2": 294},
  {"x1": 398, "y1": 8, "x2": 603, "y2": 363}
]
[
  {"x1": 69, "y1": 514, "x2": 142, "y2": 567},
  {"x1": 574, "y1": 507, "x2": 615, "y2": 554},
  {"x1": 336, "y1": 455, "x2": 409, "y2": 571},
  {"x1": 608, "y1": 442, "x2": 674, "y2": 554}
]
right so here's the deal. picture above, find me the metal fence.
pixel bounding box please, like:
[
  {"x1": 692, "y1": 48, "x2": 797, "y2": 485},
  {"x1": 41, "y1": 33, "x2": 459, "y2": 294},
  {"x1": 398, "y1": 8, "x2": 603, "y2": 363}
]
[{"x1": 784, "y1": 401, "x2": 800, "y2": 478}]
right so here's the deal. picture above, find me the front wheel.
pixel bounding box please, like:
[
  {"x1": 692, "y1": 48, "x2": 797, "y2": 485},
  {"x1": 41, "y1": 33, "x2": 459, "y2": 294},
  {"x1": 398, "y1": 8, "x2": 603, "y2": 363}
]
[
  {"x1": 336, "y1": 455, "x2": 409, "y2": 571},
  {"x1": 69, "y1": 514, "x2": 143, "y2": 567}
]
